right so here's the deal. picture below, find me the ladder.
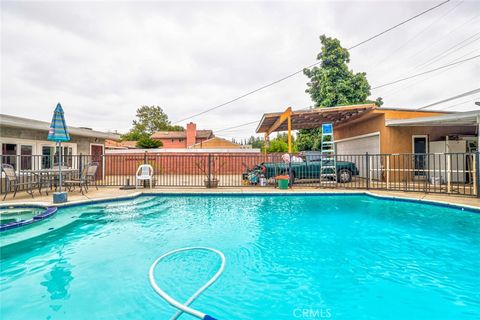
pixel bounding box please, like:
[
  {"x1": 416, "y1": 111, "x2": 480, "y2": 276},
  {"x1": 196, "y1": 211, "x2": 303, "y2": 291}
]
[{"x1": 320, "y1": 123, "x2": 337, "y2": 185}]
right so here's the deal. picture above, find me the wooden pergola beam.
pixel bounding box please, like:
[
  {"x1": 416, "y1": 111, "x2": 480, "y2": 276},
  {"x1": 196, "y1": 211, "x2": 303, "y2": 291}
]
[{"x1": 265, "y1": 107, "x2": 293, "y2": 153}]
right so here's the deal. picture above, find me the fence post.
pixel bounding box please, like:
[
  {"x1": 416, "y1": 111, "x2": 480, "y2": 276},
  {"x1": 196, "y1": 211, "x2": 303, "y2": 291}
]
[
  {"x1": 386, "y1": 155, "x2": 390, "y2": 189},
  {"x1": 208, "y1": 153, "x2": 212, "y2": 188},
  {"x1": 476, "y1": 151, "x2": 480, "y2": 198},
  {"x1": 289, "y1": 152, "x2": 293, "y2": 189},
  {"x1": 366, "y1": 152, "x2": 369, "y2": 190},
  {"x1": 447, "y1": 153, "x2": 451, "y2": 194},
  {"x1": 79, "y1": 153, "x2": 83, "y2": 178}
]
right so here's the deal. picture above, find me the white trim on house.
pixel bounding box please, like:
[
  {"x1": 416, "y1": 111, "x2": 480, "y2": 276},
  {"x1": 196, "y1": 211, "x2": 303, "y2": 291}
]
[{"x1": 335, "y1": 131, "x2": 380, "y2": 143}]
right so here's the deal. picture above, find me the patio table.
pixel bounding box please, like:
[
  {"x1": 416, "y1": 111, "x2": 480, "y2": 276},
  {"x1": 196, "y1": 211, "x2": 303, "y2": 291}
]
[{"x1": 20, "y1": 169, "x2": 78, "y2": 193}]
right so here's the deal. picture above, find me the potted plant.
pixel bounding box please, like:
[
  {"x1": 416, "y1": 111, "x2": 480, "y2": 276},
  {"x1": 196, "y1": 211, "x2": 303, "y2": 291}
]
[{"x1": 195, "y1": 158, "x2": 226, "y2": 188}]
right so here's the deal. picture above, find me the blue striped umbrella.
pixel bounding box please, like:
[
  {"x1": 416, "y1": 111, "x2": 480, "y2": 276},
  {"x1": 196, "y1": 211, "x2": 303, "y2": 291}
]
[
  {"x1": 48, "y1": 103, "x2": 70, "y2": 142},
  {"x1": 48, "y1": 103, "x2": 70, "y2": 194}
]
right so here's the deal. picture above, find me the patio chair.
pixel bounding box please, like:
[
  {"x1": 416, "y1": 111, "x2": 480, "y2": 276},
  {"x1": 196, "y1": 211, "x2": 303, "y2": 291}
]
[
  {"x1": 64, "y1": 164, "x2": 89, "y2": 195},
  {"x1": 85, "y1": 162, "x2": 99, "y2": 191},
  {"x1": 1, "y1": 164, "x2": 41, "y2": 200},
  {"x1": 136, "y1": 164, "x2": 154, "y2": 189}
]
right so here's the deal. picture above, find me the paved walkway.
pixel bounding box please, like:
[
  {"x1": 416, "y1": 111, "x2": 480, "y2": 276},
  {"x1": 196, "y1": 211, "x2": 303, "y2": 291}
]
[{"x1": 1, "y1": 186, "x2": 480, "y2": 209}]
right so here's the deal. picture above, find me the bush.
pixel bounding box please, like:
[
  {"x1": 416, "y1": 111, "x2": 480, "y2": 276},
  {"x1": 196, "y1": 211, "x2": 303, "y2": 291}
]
[{"x1": 136, "y1": 137, "x2": 163, "y2": 149}]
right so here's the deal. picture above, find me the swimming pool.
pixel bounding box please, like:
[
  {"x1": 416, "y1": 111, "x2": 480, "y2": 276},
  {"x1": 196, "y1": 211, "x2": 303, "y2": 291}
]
[{"x1": 1, "y1": 194, "x2": 479, "y2": 319}]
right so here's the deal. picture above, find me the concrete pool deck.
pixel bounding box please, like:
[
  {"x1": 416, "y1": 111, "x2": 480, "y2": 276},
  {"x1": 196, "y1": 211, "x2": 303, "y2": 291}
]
[{"x1": 1, "y1": 187, "x2": 480, "y2": 210}]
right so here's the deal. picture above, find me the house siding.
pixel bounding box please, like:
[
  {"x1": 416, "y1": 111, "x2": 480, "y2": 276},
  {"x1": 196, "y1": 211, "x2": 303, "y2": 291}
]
[
  {"x1": 334, "y1": 110, "x2": 476, "y2": 154},
  {"x1": 0, "y1": 126, "x2": 105, "y2": 155}
]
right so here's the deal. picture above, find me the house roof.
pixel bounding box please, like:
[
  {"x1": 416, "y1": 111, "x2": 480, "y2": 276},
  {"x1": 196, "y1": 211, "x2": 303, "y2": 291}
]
[
  {"x1": 190, "y1": 136, "x2": 243, "y2": 149},
  {"x1": 256, "y1": 104, "x2": 454, "y2": 133},
  {"x1": 105, "y1": 139, "x2": 138, "y2": 149},
  {"x1": 0, "y1": 113, "x2": 120, "y2": 140},
  {"x1": 386, "y1": 110, "x2": 480, "y2": 127},
  {"x1": 151, "y1": 129, "x2": 213, "y2": 139}
]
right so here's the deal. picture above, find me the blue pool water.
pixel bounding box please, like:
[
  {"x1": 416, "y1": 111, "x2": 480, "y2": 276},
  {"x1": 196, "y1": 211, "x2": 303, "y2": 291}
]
[{"x1": 1, "y1": 194, "x2": 479, "y2": 319}]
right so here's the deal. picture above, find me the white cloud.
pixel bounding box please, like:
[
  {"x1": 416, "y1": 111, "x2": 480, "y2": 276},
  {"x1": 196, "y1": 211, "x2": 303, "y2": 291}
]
[{"x1": 1, "y1": 0, "x2": 479, "y2": 139}]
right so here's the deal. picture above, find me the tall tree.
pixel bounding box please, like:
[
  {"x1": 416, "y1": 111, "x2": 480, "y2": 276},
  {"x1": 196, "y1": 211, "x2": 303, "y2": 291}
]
[
  {"x1": 298, "y1": 35, "x2": 382, "y2": 150},
  {"x1": 122, "y1": 106, "x2": 183, "y2": 141},
  {"x1": 303, "y1": 35, "x2": 373, "y2": 107}
]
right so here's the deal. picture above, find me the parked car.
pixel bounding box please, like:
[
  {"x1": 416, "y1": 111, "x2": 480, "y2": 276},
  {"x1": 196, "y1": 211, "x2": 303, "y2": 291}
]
[{"x1": 243, "y1": 152, "x2": 359, "y2": 184}]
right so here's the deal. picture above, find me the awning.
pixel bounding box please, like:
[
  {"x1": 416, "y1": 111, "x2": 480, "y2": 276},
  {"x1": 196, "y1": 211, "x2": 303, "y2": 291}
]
[
  {"x1": 256, "y1": 104, "x2": 377, "y2": 133},
  {"x1": 386, "y1": 110, "x2": 480, "y2": 127}
]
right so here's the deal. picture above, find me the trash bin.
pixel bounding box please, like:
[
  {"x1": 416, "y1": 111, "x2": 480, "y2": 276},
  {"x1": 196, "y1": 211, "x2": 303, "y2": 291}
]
[{"x1": 276, "y1": 175, "x2": 289, "y2": 190}]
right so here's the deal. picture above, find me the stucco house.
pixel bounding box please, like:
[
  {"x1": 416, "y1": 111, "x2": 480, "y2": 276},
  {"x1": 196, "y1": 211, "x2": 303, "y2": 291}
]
[
  {"x1": 0, "y1": 113, "x2": 120, "y2": 171},
  {"x1": 151, "y1": 122, "x2": 214, "y2": 148},
  {"x1": 256, "y1": 104, "x2": 479, "y2": 181}
]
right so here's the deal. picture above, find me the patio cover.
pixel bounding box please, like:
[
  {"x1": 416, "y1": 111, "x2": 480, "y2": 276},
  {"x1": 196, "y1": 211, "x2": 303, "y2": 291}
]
[
  {"x1": 385, "y1": 110, "x2": 480, "y2": 127},
  {"x1": 256, "y1": 104, "x2": 377, "y2": 133}
]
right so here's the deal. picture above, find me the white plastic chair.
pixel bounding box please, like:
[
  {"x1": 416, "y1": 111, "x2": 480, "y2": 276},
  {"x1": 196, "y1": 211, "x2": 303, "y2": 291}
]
[{"x1": 136, "y1": 164, "x2": 154, "y2": 189}]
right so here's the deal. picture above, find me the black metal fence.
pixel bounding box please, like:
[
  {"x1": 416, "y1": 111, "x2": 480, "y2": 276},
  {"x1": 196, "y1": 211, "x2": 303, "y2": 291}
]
[{"x1": 1, "y1": 152, "x2": 479, "y2": 198}]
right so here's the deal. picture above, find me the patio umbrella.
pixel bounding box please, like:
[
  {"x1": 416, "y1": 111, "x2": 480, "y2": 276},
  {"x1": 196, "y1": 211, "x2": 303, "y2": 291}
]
[{"x1": 47, "y1": 103, "x2": 70, "y2": 193}]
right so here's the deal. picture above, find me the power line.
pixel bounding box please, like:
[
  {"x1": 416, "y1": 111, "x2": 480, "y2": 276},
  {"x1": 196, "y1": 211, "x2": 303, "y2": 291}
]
[
  {"x1": 417, "y1": 88, "x2": 480, "y2": 110},
  {"x1": 371, "y1": 54, "x2": 480, "y2": 90},
  {"x1": 214, "y1": 54, "x2": 479, "y2": 135},
  {"x1": 172, "y1": 0, "x2": 451, "y2": 124},
  {"x1": 437, "y1": 96, "x2": 480, "y2": 110},
  {"x1": 379, "y1": 46, "x2": 480, "y2": 98},
  {"x1": 216, "y1": 91, "x2": 480, "y2": 135},
  {"x1": 347, "y1": 0, "x2": 451, "y2": 51},
  {"x1": 376, "y1": 12, "x2": 480, "y2": 84},
  {"x1": 405, "y1": 30, "x2": 480, "y2": 75},
  {"x1": 215, "y1": 120, "x2": 259, "y2": 133},
  {"x1": 367, "y1": 0, "x2": 464, "y2": 68}
]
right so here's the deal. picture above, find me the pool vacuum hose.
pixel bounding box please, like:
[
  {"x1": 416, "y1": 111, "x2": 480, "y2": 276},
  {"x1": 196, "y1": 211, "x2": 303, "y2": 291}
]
[{"x1": 149, "y1": 247, "x2": 226, "y2": 320}]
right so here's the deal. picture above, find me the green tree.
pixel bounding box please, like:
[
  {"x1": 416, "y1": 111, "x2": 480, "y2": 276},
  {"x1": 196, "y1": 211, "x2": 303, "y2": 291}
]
[
  {"x1": 265, "y1": 133, "x2": 298, "y2": 153},
  {"x1": 303, "y1": 35, "x2": 374, "y2": 107},
  {"x1": 296, "y1": 128, "x2": 322, "y2": 151},
  {"x1": 299, "y1": 35, "x2": 382, "y2": 150},
  {"x1": 123, "y1": 105, "x2": 183, "y2": 141},
  {"x1": 247, "y1": 136, "x2": 265, "y2": 149},
  {"x1": 136, "y1": 136, "x2": 163, "y2": 149}
]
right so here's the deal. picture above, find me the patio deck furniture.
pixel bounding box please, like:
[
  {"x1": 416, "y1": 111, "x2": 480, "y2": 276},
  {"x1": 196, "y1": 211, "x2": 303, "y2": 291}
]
[
  {"x1": 21, "y1": 168, "x2": 77, "y2": 192},
  {"x1": 85, "y1": 162, "x2": 99, "y2": 191},
  {"x1": 136, "y1": 164, "x2": 154, "y2": 189},
  {"x1": 64, "y1": 165, "x2": 90, "y2": 195},
  {"x1": 2, "y1": 164, "x2": 42, "y2": 200}
]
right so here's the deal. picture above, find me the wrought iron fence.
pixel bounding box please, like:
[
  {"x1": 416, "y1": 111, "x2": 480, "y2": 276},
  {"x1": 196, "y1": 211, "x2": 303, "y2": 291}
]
[{"x1": 1, "y1": 152, "x2": 479, "y2": 198}]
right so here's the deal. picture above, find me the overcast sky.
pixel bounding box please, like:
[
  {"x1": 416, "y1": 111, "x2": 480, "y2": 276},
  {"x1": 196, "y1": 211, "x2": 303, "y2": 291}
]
[{"x1": 1, "y1": 0, "x2": 479, "y2": 140}]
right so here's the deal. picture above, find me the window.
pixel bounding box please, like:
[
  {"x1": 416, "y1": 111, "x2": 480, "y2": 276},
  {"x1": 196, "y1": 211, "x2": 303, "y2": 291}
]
[
  {"x1": 42, "y1": 146, "x2": 54, "y2": 169},
  {"x1": 58, "y1": 146, "x2": 73, "y2": 168},
  {"x1": 2, "y1": 143, "x2": 17, "y2": 170},
  {"x1": 20, "y1": 145, "x2": 33, "y2": 170}
]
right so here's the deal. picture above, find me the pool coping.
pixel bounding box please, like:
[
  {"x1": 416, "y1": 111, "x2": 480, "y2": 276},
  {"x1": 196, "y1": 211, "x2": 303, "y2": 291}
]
[{"x1": 1, "y1": 190, "x2": 479, "y2": 213}]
